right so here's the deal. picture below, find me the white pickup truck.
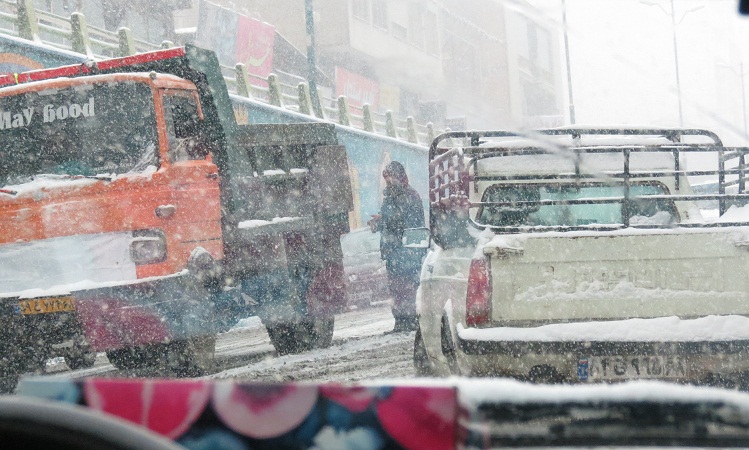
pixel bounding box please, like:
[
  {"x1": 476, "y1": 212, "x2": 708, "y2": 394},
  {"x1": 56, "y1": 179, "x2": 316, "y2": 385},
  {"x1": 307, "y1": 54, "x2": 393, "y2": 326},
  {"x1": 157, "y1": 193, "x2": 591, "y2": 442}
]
[{"x1": 412, "y1": 128, "x2": 749, "y2": 387}]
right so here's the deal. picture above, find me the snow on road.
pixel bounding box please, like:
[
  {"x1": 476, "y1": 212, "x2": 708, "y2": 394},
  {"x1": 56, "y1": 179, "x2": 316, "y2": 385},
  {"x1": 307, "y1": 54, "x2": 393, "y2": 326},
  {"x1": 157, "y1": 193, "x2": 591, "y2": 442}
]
[
  {"x1": 210, "y1": 304, "x2": 417, "y2": 382},
  {"x1": 44, "y1": 303, "x2": 416, "y2": 383},
  {"x1": 211, "y1": 332, "x2": 415, "y2": 382}
]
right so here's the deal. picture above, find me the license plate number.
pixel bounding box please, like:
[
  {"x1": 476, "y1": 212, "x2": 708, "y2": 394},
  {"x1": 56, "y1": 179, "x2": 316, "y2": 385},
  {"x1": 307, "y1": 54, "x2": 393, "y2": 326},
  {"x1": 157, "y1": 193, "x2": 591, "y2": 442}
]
[
  {"x1": 17, "y1": 297, "x2": 76, "y2": 315},
  {"x1": 578, "y1": 355, "x2": 687, "y2": 381}
]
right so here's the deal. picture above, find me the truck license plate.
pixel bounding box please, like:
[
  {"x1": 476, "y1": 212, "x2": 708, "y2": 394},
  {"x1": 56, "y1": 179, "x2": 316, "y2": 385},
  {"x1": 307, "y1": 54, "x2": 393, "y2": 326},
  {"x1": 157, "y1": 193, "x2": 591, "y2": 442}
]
[
  {"x1": 17, "y1": 297, "x2": 76, "y2": 315},
  {"x1": 578, "y1": 355, "x2": 687, "y2": 381}
]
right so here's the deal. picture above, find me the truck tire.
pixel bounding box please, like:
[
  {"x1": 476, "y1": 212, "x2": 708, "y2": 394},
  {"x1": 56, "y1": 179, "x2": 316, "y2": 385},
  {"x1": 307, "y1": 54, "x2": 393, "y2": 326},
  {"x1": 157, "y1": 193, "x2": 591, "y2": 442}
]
[
  {"x1": 306, "y1": 316, "x2": 335, "y2": 349},
  {"x1": 168, "y1": 335, "x2": 216, "y2": 377},
  {"x1": 106, "y1": 345, "x2": 161, "y2": 371},
  {"x1": 266, "y1": 323, "x2": 302, "y2": 356},
  {"x1": 64, "y1": 336, "x2": 97, "y2": 370},
  {"x1": 107, "y1": 336, "x2": 216, "y2": 376},
  {"x1": 266, "y1": 316, "x2": 335, "y2": 355},
  {"x1": 65, "y1": 351, "x2": 96, "y2": 370},
  {"x1": 0, "y1": 337, "x2": 45, "y2": 393},
  {"x1": 0, "y1": 373, "x2": 19, "y2": 395}
]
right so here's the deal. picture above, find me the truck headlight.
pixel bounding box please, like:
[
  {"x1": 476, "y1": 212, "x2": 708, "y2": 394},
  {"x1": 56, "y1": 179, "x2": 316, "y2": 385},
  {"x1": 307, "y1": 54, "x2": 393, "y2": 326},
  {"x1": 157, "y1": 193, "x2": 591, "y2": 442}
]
[{"x1": 130, "y1": 230, "x2": 167, "y2": 265}]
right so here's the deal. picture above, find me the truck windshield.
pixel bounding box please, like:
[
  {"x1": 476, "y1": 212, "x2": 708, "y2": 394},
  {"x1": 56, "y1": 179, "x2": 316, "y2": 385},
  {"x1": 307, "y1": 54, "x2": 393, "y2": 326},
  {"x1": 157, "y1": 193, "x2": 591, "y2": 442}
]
[
  {"x1": 0, "y1": 81, "x2": 157, "y2": 188},
  {"x1": 478, "y1": 182, "x2": 676, "y2": 227}
]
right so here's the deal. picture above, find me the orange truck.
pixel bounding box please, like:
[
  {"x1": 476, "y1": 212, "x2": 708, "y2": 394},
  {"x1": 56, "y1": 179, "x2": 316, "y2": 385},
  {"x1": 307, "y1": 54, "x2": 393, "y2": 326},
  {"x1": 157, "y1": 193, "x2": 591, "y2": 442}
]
[{"x1": 0, "y1": 45, "x2": 352, "y2": 390}]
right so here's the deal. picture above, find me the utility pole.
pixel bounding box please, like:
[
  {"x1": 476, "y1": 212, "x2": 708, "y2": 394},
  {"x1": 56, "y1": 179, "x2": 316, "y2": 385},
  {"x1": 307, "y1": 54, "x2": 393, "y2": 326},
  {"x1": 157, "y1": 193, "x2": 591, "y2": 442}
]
[
  {"x1": 669, "y1": 0, "x2": 684, "y2": 127},
  {"x1": 561, "y1": 0, "x2": 575, "y2": 124},
  {"x1": 304, "y1": 0, "x2": 324, "y2": 118},
  {"x1": 741, "y1": 62, "x2": 748, "y2": 135},
  {"x1": 642, "y1": 0, "x2": 702, "y2": 127}
]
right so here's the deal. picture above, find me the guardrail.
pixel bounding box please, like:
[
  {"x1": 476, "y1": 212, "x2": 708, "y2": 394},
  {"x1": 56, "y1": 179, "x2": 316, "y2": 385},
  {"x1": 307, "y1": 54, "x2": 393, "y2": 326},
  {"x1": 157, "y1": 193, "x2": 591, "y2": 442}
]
[{"x1": 0, "y1": 0, "x2": 441, "y2": 145}]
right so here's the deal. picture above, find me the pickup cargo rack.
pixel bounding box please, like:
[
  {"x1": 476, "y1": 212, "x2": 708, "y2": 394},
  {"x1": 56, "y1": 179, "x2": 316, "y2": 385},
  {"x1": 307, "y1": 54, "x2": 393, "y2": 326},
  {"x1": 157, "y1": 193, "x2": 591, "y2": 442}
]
[{"x1": 428, "y1": 128, "x2": 749, "y2": 232}]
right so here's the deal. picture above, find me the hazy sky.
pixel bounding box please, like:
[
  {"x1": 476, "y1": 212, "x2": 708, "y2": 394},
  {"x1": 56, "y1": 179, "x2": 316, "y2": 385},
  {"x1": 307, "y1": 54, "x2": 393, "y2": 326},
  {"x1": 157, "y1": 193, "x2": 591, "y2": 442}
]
[{"x1": 524, "y1": 0, "x2": 749, "y2": 145}]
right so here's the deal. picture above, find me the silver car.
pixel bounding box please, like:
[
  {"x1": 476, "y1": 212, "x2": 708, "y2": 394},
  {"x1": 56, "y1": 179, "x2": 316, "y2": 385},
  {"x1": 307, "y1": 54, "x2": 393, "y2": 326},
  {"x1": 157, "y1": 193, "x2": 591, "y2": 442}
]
[{"x1": 340, "y1": 228, "x2": 390, "y2": 309}]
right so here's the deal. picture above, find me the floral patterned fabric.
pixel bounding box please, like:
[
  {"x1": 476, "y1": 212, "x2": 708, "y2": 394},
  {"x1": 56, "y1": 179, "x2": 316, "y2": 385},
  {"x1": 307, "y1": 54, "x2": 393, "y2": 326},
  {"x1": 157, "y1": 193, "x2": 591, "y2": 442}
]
[{"x1": 18, "y1": 378, "x2": 458, "y2": 450}]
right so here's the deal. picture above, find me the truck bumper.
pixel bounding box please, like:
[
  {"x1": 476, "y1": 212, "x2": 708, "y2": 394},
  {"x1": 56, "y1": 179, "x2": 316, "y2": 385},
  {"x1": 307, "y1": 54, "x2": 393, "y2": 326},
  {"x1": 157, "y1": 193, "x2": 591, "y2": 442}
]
[
  {"x1": 0, "y1": 306, "x2": 82, "y2": 371},
  {"x1": 49, "y1": 272, "x2": 213, "y2": 353},
  {"x1": 456, "y1": 328, "x2": 749, "y2": 385}
]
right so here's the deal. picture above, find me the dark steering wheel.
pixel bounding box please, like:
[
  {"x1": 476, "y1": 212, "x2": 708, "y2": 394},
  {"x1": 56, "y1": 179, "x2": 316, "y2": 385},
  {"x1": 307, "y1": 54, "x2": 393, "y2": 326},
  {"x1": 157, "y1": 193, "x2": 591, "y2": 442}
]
[{"x1": 0, "y1": 396, "x2": 185, "y2": 450}]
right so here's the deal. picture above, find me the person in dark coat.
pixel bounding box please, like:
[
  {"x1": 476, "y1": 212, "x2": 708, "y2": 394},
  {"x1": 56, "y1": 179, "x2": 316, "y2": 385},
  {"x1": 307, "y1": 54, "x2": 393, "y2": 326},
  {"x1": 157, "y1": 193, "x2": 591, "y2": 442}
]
[{"x1": 368, "y1": 161, "x2": 426, "y2": 333}]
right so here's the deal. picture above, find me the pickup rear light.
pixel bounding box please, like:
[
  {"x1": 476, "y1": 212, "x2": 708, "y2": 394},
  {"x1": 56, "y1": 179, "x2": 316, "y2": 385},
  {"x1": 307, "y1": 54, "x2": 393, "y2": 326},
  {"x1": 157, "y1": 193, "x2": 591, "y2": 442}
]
[
  {"x1": 466, "y1": 257, "x2": 492, "y2": 327},
  {"x1": 130, "y1": 230, "x2": 167, "y2": 265}
]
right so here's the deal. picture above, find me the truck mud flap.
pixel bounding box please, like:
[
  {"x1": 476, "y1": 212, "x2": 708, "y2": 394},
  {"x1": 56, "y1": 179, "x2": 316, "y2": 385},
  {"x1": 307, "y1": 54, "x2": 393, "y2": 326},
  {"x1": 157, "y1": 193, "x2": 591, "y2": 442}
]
[{"x1": 305, "y1": 262, "x2": 347, "y2": 316}]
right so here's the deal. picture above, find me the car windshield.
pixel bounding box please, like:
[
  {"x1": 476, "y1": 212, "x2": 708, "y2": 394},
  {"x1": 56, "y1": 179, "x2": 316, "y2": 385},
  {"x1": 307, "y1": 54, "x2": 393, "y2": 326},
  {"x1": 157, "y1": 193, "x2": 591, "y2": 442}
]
[
  {"x1": 3, "y1": 1, "x2": 749, "y2": 448},
  {"x1": 0, "y1": 81, "x2": 158, "y2": 188}
]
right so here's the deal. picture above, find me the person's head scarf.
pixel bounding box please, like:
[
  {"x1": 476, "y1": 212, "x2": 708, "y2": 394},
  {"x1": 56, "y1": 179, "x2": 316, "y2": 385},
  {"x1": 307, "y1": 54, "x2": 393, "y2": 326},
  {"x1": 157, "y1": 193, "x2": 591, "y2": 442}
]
[{"x1": 383, "y1": 161, "x2": 409, "y2": 185}]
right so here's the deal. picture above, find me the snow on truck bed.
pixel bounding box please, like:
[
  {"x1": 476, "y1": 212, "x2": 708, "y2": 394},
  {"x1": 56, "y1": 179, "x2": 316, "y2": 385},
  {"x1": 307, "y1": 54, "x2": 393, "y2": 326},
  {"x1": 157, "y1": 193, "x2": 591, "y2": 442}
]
[{"x1": 457, "y1": 314, "x2": 749, "y2": 343}]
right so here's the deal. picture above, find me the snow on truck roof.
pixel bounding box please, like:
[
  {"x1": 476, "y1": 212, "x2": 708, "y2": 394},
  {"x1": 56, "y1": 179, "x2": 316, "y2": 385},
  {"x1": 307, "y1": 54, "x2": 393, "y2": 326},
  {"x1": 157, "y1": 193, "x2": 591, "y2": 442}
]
[
  {"x1": 0, "y1": 47, "x2": 188, "y2": 88},
  {"x1": 0, "y1": 72, "x2": 191, "y2": 96}
]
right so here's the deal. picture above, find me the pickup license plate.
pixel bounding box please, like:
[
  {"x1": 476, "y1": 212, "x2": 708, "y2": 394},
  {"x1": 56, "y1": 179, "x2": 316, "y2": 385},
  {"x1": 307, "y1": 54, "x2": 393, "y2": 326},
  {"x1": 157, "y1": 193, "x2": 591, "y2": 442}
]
[
  {"x1": 17, "y1": 297, "x2": 76, "y2": 315},
  {"x1": 578, "y1": 355, "x2": 687, "y2": 381}
]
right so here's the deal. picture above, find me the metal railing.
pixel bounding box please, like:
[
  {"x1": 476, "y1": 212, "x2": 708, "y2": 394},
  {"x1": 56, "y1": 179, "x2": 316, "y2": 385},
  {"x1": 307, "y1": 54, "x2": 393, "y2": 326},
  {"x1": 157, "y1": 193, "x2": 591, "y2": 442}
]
[
  {"x1": 429, "y1": 128, "x2": 749, "y2": 231},
  {"x1": 0, "y1": 2, "x2": 440, "y2": 145}
]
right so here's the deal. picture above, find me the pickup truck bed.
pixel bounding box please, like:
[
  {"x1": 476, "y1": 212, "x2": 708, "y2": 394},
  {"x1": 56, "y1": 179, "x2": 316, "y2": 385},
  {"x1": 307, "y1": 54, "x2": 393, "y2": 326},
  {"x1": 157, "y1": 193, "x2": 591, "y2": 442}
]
[{"x1": 416, "y1": 128, "x2": 749, "y2": 387}]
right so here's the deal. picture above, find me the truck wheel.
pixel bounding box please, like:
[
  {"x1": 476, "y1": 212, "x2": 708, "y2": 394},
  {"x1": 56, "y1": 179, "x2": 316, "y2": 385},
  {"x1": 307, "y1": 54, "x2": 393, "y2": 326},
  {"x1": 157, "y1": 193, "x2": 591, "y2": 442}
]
[
  {"x1": 0, "y1": 342, "x2": 39, "y2": 393},
  {"x1": 266, "y1": 323, "x2": 302, "y2": 356},
  {"x1": 306, "y1": 316, "x2": 335, "y2": 349},
  {"x1": 414, "y1": 327, "x2": 436, "y2": 376},
  {"x1": 65, "y1": 351, "x2": 96, "y2": 370},
  {"x1": 168, "y1": 335, "x2": 216, "y2": 377},
  {"x1": 64, "y1": 337, "x2": 97, "y2": 370},
  {"x1": 267, "y1": 316, "x2": 335, "y2": 355},
  {"x1": 0, "y1": 373, "x2": 19, "y2": 394},
  {"x1": 106, "y1": 345, "x2": 161, "y2": 370}
]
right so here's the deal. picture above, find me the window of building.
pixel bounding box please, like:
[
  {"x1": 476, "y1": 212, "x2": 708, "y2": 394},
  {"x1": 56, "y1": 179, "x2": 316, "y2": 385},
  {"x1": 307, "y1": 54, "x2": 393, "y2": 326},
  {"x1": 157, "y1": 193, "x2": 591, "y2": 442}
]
[
  {"x1": 522, "y1": 19, "x2": 553, "y2": 73},
  {"x1": 352, "y1": 0, "x2": 370, "y2": 22},
  {"x1": 372, "y1": 0, "x2": 388, "y2": 30},
  {"x1": 424, "y1": 11, "x2": 439, "y2": 55},
  {"x1": 537, "y1": 28, "x2": 552, "y2": 72},
  {"x1": 409, "y1": 3, "x2": 425, "y2": 49},
  {"x1": 444, "y1": 29, "x2": 480, "y2": 88},
  {"x1": 392, "y1": 22, "x2": 407, "y2": 41},
  {"x1": 526, "y1": 21, "x2": 538, "y2": 61},
  {"x1": 521, "y1": 79, "x2": 555, "y2": 117}
]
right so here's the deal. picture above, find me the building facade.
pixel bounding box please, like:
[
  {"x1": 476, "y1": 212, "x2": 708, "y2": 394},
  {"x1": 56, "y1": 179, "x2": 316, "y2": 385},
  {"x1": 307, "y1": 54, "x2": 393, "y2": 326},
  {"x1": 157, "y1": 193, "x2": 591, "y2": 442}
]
[
  {"x1": 25, "y1": 0, "x2": 564, "y2": 130},
  {"x1": 204, "y1": 0, "x2": 565, "y2": 130}
]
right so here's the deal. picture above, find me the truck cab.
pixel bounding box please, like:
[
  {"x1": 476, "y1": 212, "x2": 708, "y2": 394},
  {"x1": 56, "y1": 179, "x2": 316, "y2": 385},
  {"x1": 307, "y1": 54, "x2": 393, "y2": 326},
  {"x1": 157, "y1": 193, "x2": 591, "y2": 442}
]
[{"x1": 0, "y1": 71, "x2": 223, "y2": 284}]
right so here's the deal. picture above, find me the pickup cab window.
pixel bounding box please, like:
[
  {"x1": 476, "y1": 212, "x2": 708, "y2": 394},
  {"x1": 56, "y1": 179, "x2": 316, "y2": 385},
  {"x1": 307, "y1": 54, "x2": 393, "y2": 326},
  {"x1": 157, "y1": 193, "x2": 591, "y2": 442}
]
[
  {"x1": 163, "y1": 90, "x2": 207, "y2": 163},
  {"x1": 478, "y1": 182, "x2": 677, "y2": 227}
]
